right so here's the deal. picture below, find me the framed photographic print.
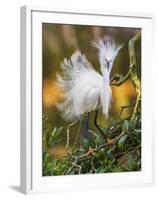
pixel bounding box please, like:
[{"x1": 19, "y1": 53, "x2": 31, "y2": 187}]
[{"x1": 20, "y1": 6, "x2": 154, "y2": 194}]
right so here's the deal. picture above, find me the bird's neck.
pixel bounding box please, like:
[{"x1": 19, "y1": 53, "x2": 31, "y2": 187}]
[
  {"x1": 103, "y1": 70, "x2": 111, "y2": 100},
  {"x1": 103, "y1": 70, "x2": 110, "y2": 84},
  {"x1": 100, "y1": 68, "x2": 112, "y2": 118}
]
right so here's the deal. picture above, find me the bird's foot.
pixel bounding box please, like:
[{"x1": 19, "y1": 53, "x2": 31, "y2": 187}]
[
  {"x1": 111, "y1": 74, "x2": 123, "y2": 82},
  {"x1": 87, "y1": 146, "x2": 96, "y2": 155},
  {"x1": 107, "y1": 138, "x2": 116, "y2": 145}
]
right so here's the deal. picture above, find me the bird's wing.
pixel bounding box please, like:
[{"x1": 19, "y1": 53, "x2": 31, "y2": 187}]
[
  {"x1": 57, "y1": 50, "x2": 96, "y2": 93},
  {"x1": 85, "y1": 88, "x2": 100, "y2": 111},
  {"x1": 59, "y1": 50, "x2": 94, "y2": 84},
  {"x1": 56, "y1": 51, "x2": 98, "y2": 120}
]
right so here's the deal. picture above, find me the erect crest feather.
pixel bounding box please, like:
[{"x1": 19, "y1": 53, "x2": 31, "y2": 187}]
[{"x1": 92, "y1": 36, "x2": 124, "y2": 60}]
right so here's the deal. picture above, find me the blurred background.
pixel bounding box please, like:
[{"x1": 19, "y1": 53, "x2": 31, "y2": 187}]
[{"x1": 42, "y1": 23, "x2": 141, "y2": 159}]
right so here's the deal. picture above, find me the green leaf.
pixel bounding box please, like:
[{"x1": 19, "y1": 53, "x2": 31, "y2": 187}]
[
  {"x1": 46, "y1": 162, "x2": 53, "y2": 170},
  {"x1": 82, "y1": 138, "x2": 89, "y2": 146},
  {"x1": 122, "y1": 120, "x2": 129, "y2": 131},
  {"x1": 55, "y1": 127, "x2": 63, "y2": 137},
  {"x1": 99, "y1": 167, "x2": 105, "y2": 173},
  {"x1": 93, "y1": 152, "x2": 100, "y2": 158},
  {"x1": 43, "y1": 153, "x2": 50, "y2": 164},
  {"x1": 128, "y1": 155, "x2": 135, "y2": 169},
  {"x1": 51, "y1": 127, "x2": 57, "y2": 138},
  {"x1": 106, "y1": 149, "x2": 112, "y2": 158},
  {"x1": 48, "y1": 138, "x2": 63, "y2": 148},
  {"x1": 51, "y1": 126, "x2": 63, "y2": 141},
  {"x1": 118, "y1": 134, "x2": 128, "y2": 145},
  {"x1": 95, "y1": 136, "x2": 104, "y2": 146},
  {"x1": 134, "y1": 129, "x2": 141, "y2": 133},
  {"x1": 130, "y1": 118, "x2": 137, "y2": 129},
  {"x1": 95, "y1": 167, "x2": 105, "y2": 173},
  {"x1": 110, "y1": 117, "x2": 117, "y2": 127}
]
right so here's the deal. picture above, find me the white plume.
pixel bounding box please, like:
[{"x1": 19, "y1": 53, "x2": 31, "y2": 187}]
[
  {"x1": 56, "y1": 51, "x2": 101, "y2": 121},
  {"x1": 92, "y1": 36, "x2": 124, "y2": 61}
]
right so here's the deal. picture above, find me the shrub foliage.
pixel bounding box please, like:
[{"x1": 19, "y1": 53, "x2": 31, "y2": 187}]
[{"x1": 43, "y1": 113, "x2": 141, "y2": 176}]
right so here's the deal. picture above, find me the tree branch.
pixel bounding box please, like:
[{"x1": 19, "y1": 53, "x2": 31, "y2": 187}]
[
  {"x1": 128, "y1": 32, "x2": 141, "y2": 120},
  {"x1": 110, "y1": 32, "x2": 141, "y2": 120},
  {"x1": 119, "y1": 103, "x2": 136, "y2": 117},
  {"x1": 110, "y1": 70, "x2": 131, "y2": 86}
]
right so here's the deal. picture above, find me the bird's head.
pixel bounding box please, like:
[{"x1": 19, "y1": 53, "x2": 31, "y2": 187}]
[{"x1": 92, "y1": 36, "x2": 124, "y2": 75}]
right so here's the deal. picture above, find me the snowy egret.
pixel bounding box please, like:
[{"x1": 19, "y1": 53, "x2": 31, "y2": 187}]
[{"x1": 56, "y1": 36, "x2": 123, "y2": 145}]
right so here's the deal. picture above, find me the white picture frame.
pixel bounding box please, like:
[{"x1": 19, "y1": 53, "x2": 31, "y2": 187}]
[{"x1": 20, "y1": 6, "x2": 154, "y2": 194}]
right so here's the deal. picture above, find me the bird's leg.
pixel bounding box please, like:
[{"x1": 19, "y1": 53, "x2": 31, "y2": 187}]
[
  {"x1": 72, "y1": 117, "x2": 83, "y2": 153},
  {"x1": 86, "y1": 112, "x2": 89, "y2": 130},
  {"x1": 78, "y1": 114, "x2": 96, "y2": 155},
  {"x1": 80, "y1": 113, "x2": 90, "y2": 140},
  {"x1": 66, "y1": 119, "x2": 79, "y2": 151},
  {"x1": 94, "y1": 110, "x2": 106, "y2": 139}
]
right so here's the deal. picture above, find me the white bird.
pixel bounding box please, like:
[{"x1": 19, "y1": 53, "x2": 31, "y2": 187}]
[{"x1": 56, "y1": 36, "x2": 123, "y2": 140}]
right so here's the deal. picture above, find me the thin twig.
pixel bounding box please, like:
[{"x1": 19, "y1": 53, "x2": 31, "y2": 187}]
[
  {"x1": 71, "y1": 142, "x2": 109, "y2": 161},
  {"x1": 90, "y1": 157, "x2": 95, "y2": 173},
  {"x1": 118, "y1": 145, "x2": 141, "y2": 166},
  {"x1": 110, "y1": 70, "x2": 131, "y2": 86},
  {"x1": 119, "y1": 103, "x2": 135, "y2": 118},
  {"x1": 115, "y1": 145, "x2": 141, "y2": 158},
  {"x1": 107, "y1": 115, "x2": 131, "y2": 134}
]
